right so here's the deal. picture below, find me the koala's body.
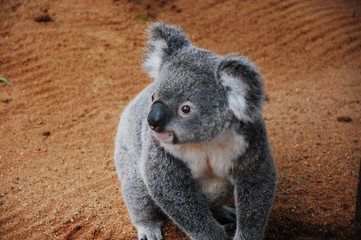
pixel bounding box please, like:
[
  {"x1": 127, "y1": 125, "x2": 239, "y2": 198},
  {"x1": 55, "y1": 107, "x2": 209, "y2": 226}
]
[{"x1": 114, "y1": 23, "x2": 277, "y2": 240}]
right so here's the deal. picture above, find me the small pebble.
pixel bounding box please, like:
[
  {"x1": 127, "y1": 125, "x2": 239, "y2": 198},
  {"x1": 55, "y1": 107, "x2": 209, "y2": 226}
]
[
  {"x1": 43, "y1": 131, "x2": 51, "y2": 136},
  {"x1": 34, "y1": 14, "x2": 53, "y2": 23},
  {"x1": 337, "y1": 116, "x2": 352, "y2": 122}
]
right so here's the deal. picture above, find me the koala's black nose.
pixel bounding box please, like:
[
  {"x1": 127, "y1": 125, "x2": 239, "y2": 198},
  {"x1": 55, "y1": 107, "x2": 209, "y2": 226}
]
[{"x1": 147, "y1": 102, "x2": 168, "y2": 132}]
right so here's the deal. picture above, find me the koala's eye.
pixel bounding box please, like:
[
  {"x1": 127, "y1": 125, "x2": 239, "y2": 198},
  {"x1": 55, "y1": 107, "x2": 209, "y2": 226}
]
[
  {"x1": 178, "y1": 102, "x2": 194, "y2": 117},
  {"x1": 151, "y1": 93, "x2": 155, "y2": 102},
  {"x1": 181, "y1": 105, "x2": 191, "y2": 113}
]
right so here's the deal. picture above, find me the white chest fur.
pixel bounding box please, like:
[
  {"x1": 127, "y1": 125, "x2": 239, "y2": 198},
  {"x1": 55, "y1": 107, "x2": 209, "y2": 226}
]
[{"x1": 164, "y1": 127, "x2": 248, "y2": 179}]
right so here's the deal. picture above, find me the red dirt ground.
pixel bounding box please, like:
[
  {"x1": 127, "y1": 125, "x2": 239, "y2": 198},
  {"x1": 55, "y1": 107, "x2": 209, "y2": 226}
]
[{"x1": 1, "y1": 0, "x2": 360, "y2": 239}]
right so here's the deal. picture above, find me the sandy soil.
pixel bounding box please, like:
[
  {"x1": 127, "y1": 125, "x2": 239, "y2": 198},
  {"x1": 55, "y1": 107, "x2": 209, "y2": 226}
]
[{"x1": 1, "y1": 0, "x2": 360, "y2": 239}]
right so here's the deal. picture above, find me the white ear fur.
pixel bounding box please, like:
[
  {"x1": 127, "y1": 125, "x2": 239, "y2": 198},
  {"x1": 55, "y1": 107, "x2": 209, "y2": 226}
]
[
  {"x1": 142, "y1": 23, "x2": 190, "y2": 80},
  {"x1": 143, "y1": 39, "x2": 167, "y2": 79},
  {"x1": 220, "y1": 73, "x2": 251, "y2": 122}
]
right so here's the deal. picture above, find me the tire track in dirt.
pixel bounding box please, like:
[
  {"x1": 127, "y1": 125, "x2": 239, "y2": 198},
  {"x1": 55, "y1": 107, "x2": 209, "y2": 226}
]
[
  {"x1": 341, "y1": 42, "x2": 361, "y2": 64},
  {"x1": 306, "y1": 18, "x2": 360, "y2": 46},
  {"x1": 0, "y1": 26, "x2": 106, "y2": 240},
  {"x1": 322, "y1": 27, "x2": 361, "y2": 55},
  {"x1": 278, "y1": 13, "x2": 349, "y2": 45},
  {"x1": 0, "y1": 54, "x2": 38, "y2": 72},
  {"x1": 1, "y1": 47, "x2": 56, "y2": 118},
  {"x1": 189, "y1": 0, "x2": 361, "y2": 71},
  {"x1": 1, "y1": 4, "x2": 137, "y2": 236},
  {"x1": 254, "y1": 0, "x2": 361, "y2": 69},
  {"x1": 263, "y1": 2, "x2": 349, "y2": 44},
  {"x1": 248, "y1": 0, "x2": 302, "y2": 23},
  {"x1": 253, "y1": 0, "x2": 332, "y2": 27},
  {"x1": 241, "y1": 0, "x2": 285, "y2": 19}
]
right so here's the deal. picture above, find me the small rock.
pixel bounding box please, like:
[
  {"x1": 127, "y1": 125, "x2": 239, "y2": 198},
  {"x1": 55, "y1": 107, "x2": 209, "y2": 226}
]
[
  {"x1": 2, "y1": 98, "x2": 12, "y2": 103},
  {"x1": 34, "y1": 14, "x2": 53, "y2": 23},
  {"x1": 337, "y1": 116, "x2": 352, "y2": 122},
  {"x1": 43, "y1": 131, "x2": 51, "y2": 136}
]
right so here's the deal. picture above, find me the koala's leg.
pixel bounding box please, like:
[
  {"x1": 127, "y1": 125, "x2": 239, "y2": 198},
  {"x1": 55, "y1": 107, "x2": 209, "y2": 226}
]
[
  {"x1": 143, "y1": 142, "x2": 231, "y2": 240},
  {"x1": 233, "y1": 164, "x2": 276, "y2": 240},
  {"x1": 121, "y1": 168, "x2": 167, "y2": 240},
  {"x1": 232, "y1": 122, "x2": 277, "y2": 240}
]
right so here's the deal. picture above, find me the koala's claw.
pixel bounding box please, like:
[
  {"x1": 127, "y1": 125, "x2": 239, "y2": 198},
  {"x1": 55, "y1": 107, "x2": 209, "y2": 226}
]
[
  {"x1": 212, "y1": 205, "x2": 236, "y2": 225},
  {"x1": 137, "y1": 225, "x2": 163, "y2": 240},
  {"x1": 223, "y1": 222, "x2": 237, "y2": 233}
]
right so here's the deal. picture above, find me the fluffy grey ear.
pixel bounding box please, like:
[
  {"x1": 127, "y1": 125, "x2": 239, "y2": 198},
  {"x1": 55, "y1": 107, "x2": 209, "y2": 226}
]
[
  {"x1": 218, "y1": 55, "x2": 265, "y2": 122},
  {"x1": 143, "y1": 22, "x2": 191, "y2": 79}
]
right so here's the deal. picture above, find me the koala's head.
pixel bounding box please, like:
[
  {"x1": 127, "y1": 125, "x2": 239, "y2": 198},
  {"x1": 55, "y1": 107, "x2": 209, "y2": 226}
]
[{"x1": 144, "y1": 23, "x2": 264, "y2": 144}]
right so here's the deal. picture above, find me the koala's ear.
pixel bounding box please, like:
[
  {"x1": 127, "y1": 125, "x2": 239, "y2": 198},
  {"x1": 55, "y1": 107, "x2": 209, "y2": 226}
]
[
  {"x1": 143, "y1": 22, "x2": 190, "y2": 79},
  {"x1": 218, "y1": 55, "x2": 264, "y2": 122}
]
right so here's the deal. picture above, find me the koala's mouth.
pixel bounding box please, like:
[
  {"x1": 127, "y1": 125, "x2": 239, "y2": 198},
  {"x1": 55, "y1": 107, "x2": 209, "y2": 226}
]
[{"x1": 153, "y1": 130, "x2": 175, "y2": 144}]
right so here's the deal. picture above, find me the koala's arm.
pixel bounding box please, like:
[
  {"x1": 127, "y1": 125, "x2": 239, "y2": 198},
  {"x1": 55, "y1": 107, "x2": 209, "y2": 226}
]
[
  {"x1": 141, "y1": 135, "x2": 231, "y2": 240},
  {"x1": 232, "y1": 119, "x2": 277, "y2": 240}
]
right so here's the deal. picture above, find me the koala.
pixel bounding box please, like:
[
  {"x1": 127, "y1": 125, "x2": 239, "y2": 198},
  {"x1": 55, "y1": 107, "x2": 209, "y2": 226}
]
[{"x1": 114, "y1": 22, "x2": 277, "y2": 240}]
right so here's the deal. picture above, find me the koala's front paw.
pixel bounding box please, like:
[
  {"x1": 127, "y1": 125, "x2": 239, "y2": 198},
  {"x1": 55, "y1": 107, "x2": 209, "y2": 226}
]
[
  {"x1": 137, "y1": 225, "x2": 163, "y2": 240},
  {"x1": 212, "y1": 205, "x2": 236, "y2": 225},
  {"x1": 212, "y1": 205, "x2": 237, "y2": 234}
]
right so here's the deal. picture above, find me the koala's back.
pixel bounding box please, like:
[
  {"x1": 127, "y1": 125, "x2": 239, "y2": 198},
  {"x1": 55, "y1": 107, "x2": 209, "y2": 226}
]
[{"x1": 114, "y1": 84, "x2": 154, "y2": 179}]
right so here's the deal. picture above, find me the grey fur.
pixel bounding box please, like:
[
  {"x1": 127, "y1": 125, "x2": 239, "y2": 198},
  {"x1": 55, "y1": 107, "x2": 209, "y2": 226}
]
[{"x1": 114, "y1": 22, "x2": 277, "y2": 240}]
